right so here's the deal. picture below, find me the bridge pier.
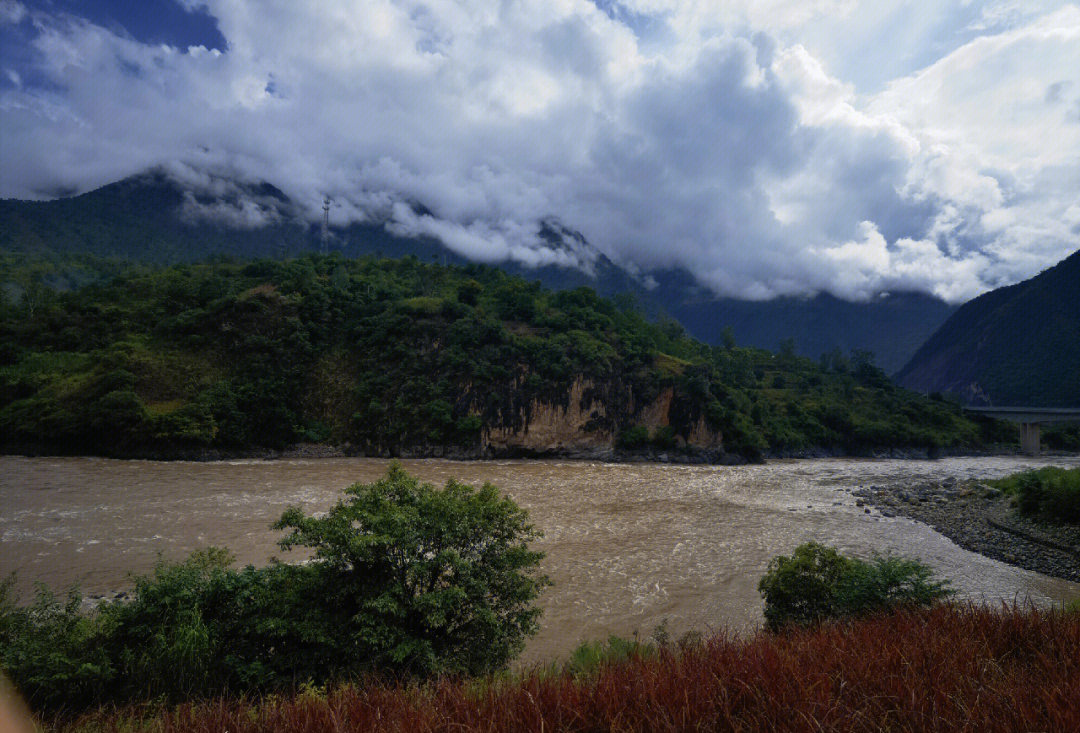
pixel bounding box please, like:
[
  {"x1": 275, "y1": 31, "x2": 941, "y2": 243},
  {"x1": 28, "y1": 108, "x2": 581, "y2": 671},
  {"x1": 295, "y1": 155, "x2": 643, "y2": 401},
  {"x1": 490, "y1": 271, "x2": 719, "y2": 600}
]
[
  {"x1": 1020, "y1": 422, "x2": 1041, "y2": 456},
  {"x1": 963, "y1": 406, "x2": 1080, "y2": 456}
]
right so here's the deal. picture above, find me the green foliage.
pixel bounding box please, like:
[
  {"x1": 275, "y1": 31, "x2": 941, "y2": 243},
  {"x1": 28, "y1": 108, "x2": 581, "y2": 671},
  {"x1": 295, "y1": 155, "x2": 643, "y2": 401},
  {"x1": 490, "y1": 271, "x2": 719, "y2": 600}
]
[
  {"x1": 0, "y1": 253, "x2": 992, "y2": 459},
  {"x1": 0, "y1": 467, "x2": 549, "y2": 714},
  {"x1": 758, "y1": 542, "x2": 950, "y2": 630},
  {"x1": 720, "y1": 326, "x2": 736, "y2": 350},
  {"x1": 273, "y1": 463, "x2": 550, "y2": 677},
  {"x1": 0, "y1": 577, "x2": 114, "y2": 713},
  {"x1": 1043, "y1": 423, "x2": 1080, "y2": 452},
  {"x1": 651, "y1": 425, "x2": 677, "y2": 449},
  {"x1": 617, "y1": 425, "x2": 650, "y2": 450},
  {"x1": 561, "y1": 634, "x2": 654, "y2": 677},
  {"x1": 990, "y1": 467, "x2": 1080, "y2": 524},
  {"x1": 758, "y1": 543, "x2": 852, "y2": 629},
  {"x1": 835, "y1": 555, "x2": 952, "y2": 617}
]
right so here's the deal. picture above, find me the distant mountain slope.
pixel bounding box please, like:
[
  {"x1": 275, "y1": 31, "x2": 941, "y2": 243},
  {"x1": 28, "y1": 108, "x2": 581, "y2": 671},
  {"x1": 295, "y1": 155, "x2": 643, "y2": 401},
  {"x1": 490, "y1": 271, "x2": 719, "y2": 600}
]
[
  {"x1": 2, "y1": 170, "x2": 954, "y2": 372},
  {"x1": 897, "y1": 249, "x2": 1080, "y2": 406},
  {"x1": 649, "y1": 270, "x2": 956, "y2": 374},
  {"x1": 0, "y1": 170, "x2": 646, "y2": 300}
]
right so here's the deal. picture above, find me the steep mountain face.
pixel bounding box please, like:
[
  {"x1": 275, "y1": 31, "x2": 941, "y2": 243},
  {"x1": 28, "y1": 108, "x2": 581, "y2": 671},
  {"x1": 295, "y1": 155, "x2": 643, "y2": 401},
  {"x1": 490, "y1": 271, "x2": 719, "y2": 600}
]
[
  {"x1": 897, "y1": 249, "x2": 1080, "y2": 406},
  {"x1": 648, "y1": 270, "x2": 956, "y2": 374},
  {"x1": 3, "y1": 170, "x2": 951, "y2": 372}
]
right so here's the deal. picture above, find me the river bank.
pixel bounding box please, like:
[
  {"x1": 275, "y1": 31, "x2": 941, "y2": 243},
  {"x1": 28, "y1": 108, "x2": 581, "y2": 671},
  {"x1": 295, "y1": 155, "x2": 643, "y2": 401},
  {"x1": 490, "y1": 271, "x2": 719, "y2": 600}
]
[
  {"x1": 1, "y1": 440, "x2": 1035, "y2": 464},
  {"x1": 854, "y1": 479, "x2": 1080, "y2": 582}
]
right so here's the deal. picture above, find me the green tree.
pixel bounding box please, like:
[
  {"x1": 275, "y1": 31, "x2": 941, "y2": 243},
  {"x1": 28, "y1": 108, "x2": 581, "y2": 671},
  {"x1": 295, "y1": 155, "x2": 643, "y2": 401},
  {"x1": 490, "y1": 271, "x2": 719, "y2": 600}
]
[
  {"x1": 758, "y1": 542, "x2": 949, "y2": 630},
  {"x1": 721, "y1": 326, "x2": 737, "y2": 350},
  {"x1": 758, "y1": 542, "x2": 852, "y2": 629},
  {"x1": 273, "y1": 463, "x2": 550, "y2": 675}
]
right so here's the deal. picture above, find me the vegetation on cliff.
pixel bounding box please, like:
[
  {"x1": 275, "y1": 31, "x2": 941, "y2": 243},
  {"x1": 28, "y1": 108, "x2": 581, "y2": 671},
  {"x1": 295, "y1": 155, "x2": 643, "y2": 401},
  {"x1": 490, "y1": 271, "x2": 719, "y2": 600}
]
[
  {"x1": 2, "y1": 171, "x2": 963, "y2": 374},
  {"x1": 1, "y1": 253, "x2": 1004, "y2": 458}
]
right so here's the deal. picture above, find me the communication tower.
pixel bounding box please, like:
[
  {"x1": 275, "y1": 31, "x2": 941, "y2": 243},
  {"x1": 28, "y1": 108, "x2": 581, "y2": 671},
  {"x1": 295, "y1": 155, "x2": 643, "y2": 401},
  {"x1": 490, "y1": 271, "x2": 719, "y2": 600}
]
[{"x1": 321, "y1": 196, "x2": 331, "y2": 255}]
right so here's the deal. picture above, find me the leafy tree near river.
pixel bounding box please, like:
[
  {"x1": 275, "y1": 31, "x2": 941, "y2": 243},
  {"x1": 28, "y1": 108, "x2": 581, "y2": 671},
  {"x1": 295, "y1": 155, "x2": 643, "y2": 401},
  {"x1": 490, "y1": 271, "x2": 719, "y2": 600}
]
[{"x1": 0, "y1": 465, "x2": 549, "y2": 712}]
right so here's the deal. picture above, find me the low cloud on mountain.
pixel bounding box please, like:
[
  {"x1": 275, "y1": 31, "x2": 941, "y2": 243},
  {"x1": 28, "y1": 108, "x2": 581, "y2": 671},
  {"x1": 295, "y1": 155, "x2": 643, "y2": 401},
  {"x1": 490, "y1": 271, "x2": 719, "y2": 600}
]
[{"x1": 1, "y1": 0, "x2": 1078, "y2": 302}]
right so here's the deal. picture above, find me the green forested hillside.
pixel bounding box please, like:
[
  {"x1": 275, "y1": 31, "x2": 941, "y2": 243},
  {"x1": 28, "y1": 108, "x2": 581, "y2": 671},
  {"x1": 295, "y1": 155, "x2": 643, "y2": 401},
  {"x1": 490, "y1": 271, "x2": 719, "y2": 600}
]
[
  {"x1": 0, "y1": 255, "x2": 1003, "y2": 459},
  {"x1": 898, "y1": 249, "x2": 1080, "y2": 406},
  {"x1": 3, "y1": 172, "x2": 959, "y2": 373}
]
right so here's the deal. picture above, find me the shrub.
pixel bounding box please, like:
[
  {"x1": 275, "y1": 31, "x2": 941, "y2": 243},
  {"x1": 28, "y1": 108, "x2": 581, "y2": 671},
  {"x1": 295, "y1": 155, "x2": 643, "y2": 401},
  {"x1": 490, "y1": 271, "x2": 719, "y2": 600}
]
[
  {"x1": 650, "y1": 425, "x2": 677, "y2": 450},
  {"x1": 1044, "y1": 424, "x2": 1080, "y2": 452},
  {"x1": 273, "y1": 462, "x2": 550, "y2": 677},
  {"x1": 836, "y1": 555, "x2": 952, "y2": 617},
  {"x1": 617, "y1": 425, "x2": 650, "y2": 450},
  {"x1": 0, "y1": 465, "x2": 549, "y2": 714},
  {"x1": 758, "y1": 542, "x2": 950, "y2": 630},
  {"x1": 561, "y1": 635, "x2": 653, "y2": 678},
  {"x1": 758, "y1": 543, "x2": 852, "y2": 629},
  {"x1": 990, "y1": 467, "x2": 1080, "y2": 524},
  {"x1": 0, "y1": 576, "x2": 115, "y2": 713}
]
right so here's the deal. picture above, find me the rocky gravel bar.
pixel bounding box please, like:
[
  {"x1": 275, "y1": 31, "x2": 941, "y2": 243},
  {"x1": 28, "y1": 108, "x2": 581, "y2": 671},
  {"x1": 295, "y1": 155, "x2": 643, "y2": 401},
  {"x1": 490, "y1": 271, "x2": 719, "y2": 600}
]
[{"x1": 853, "y1": 479, "x2": 1080, "y2": 582}]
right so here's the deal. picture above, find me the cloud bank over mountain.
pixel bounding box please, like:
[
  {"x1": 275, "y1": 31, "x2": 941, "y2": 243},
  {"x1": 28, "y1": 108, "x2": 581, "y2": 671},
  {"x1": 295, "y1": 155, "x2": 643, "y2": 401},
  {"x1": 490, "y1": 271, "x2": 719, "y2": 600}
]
[{"x1": 1, "y1": 0, "x2": 1078, "y2": 302}]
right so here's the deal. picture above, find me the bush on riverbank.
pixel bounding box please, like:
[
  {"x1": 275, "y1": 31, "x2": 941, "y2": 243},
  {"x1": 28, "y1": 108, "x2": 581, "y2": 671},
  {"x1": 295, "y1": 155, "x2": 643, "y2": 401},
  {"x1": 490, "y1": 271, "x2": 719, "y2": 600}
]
[
  {"x1": 0, "y1": 466, "x2": 548, "y2": 714},
  {"x1": 757, "y1": 542, "x2": 950, "y2": 630},
  {"x1": 990, "y1": 466, "x2": 1080, "y2": 524},
  {"x1": 46, "y1": 605, "x2": 1080, "y2": 733}
]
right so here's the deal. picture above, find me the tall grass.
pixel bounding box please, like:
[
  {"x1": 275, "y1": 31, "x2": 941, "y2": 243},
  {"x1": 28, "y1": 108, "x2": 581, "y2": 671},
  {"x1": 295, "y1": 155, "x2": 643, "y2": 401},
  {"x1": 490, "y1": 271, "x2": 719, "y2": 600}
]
[{"x1": 54, "y1": 604, "x2": 1080, "y2": 732}]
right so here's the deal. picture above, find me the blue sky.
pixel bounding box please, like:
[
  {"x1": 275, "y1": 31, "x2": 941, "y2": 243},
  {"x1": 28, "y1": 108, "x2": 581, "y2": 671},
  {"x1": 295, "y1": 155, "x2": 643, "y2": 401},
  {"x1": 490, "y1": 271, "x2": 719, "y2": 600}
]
[
  {"x1": 1, "y1": 0, "x2": 1078, "y2": 302},
  {"x1": 19, "y1": 1, "x2": 224, "y2": 49}
]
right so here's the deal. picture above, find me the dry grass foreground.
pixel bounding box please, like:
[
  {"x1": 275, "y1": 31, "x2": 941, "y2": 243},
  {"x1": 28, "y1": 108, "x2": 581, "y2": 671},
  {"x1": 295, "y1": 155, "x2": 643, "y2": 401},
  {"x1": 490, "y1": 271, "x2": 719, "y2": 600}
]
[{"x1": 53, "y1": 604, "x2": 1080, "y2": 733}]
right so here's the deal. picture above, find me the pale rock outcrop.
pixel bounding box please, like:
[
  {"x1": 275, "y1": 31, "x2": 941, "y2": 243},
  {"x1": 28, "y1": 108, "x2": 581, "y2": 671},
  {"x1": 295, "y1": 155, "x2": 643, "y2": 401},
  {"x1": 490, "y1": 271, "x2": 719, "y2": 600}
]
[
  {"x1": 483, "y1": 377, "x2": 610, "y2": 453},
  {"x1": 688, "y1": 415, "x2": 723, "y2": 450},
  {"x1": 482, "y1": 377, "x2": 724, "y2": 454},
  {"x1": 637, "y1": 387, "x2": 674, "y2": 430}
]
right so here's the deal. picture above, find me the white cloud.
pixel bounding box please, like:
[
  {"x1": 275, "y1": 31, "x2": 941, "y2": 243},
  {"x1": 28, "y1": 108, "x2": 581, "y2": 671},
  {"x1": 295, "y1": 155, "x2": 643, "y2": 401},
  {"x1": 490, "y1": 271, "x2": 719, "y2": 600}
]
[
  {"x1": 0, "y1": 1, "x2": 1078, "y2": 302},
  {"x1": 0, "y1": 1, "x2": 25, "y2": 25}
]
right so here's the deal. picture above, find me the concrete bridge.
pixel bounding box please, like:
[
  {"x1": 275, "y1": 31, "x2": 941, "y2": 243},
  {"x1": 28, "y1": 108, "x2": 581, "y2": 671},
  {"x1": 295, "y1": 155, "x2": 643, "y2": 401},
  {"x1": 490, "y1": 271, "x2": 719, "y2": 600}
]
[{"x1": 963, "y1": 406, "x2": 1080, "y2": 455}]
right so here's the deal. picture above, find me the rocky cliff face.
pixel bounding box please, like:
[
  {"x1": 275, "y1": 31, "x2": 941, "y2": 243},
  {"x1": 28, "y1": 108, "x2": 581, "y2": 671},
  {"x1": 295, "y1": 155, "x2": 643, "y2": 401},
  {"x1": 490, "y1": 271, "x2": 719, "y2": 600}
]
[
  {"x1": 481, "y1": 376, "x2": 724, "y2": 457},
  {"x1": 483, "y1": 377, "x2": 611, "y2": 454}
]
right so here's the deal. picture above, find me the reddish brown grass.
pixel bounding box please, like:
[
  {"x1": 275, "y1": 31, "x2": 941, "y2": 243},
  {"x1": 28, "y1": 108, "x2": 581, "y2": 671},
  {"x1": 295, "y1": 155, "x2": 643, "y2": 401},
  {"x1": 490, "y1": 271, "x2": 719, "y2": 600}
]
[{"x1": 58, "y1": 605, "x2": 1080, "y2": 733}]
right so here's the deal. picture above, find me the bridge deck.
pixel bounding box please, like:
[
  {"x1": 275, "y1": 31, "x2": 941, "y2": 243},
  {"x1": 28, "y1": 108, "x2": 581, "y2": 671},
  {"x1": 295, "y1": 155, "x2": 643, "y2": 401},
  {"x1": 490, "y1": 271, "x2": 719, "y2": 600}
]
[{"x1": 963, "y1": 407, "x2": 1080, "y2": 424}]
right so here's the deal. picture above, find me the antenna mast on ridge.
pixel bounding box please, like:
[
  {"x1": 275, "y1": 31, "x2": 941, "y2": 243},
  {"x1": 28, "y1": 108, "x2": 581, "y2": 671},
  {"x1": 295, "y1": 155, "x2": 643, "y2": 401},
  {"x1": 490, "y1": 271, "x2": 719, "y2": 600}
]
[{"x1": 321, "y1": 196, "x2": 331, "y2": 255}]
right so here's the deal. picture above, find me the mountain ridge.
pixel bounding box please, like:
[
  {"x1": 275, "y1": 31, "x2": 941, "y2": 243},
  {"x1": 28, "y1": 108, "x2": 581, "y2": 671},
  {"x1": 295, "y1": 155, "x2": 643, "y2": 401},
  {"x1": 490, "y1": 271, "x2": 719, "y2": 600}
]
[
  {"x1": 897, "y1": 249, "x2": 1080, "y2": 407},
  {"x1": 2, "y1": 169, "x2": 957, "y2": 372}
]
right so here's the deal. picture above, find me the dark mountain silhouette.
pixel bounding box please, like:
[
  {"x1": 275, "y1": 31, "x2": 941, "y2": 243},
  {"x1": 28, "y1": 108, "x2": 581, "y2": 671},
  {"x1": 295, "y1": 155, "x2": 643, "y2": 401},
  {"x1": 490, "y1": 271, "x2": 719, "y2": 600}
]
[
  {"x1": 897, "y1": 249, "x2": 1080, "y2": 406},
  {"x1": 648, "y1": 270, "x2": 956, "y2": 374}
]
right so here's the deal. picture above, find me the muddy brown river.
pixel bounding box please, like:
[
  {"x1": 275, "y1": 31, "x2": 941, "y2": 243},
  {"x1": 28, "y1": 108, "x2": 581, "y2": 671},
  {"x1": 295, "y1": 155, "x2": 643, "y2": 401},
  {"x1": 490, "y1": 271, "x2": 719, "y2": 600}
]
[{"x1": 3, "y1": 455, "x2": 1079, "y2": 666}]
